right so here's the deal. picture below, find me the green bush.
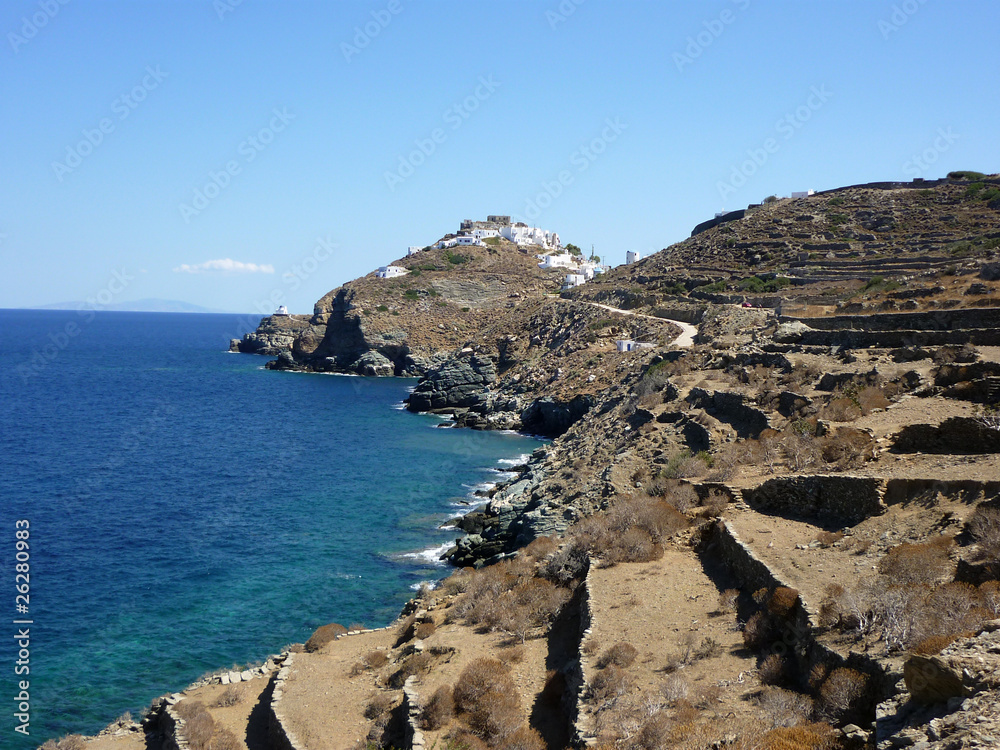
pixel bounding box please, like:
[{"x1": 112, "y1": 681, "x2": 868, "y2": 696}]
[{"x1": 949, "y1": 170, "x2": 987, "y2": 180}]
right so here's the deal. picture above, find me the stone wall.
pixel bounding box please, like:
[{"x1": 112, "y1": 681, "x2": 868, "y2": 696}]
[
  {"x1": 740, "y1": 475, "x2": 885, "y2": 525},
  {"x1": 882, "y1": 478, "x2": 1000, "y2": 506},
  {"x1": 892, "y1": 417, "x2": 1000, "y2": 454},
  {"x1": 783, "y1": 308, "x2": 1000, "y2": 332},
  {"x1": 567, "y1": 558, "x2": 596, "y2": 747}
]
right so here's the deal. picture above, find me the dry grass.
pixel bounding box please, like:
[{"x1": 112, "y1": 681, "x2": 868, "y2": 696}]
[
  {"x1": 214, "y1": 683, "x2": 247, "y2": 707},
  {"x1": 597, "y1": 642, "x2": 639, "y2": 669}
]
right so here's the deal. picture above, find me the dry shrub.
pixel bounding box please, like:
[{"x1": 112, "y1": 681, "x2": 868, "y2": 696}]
[
  {"x1": 502, "y1": 725, "x2": 546, "y2": 750},
  {"x1": 598, "y1": 642, "x2": 639, "y2": 669},
  {"x1": 760, "y1": 722, "x2": 838, "y2": 750},
  {"x1": 414, "y1": 621, "x2": 437, "y2": 640},
  {"x1": 700, "y1": 489, "x2": 730, "y2": 518},
  {"x1": 441, "y1": 568, "x2": 475, "y2": 596},
  {"x1": 638, "y1": 711, "x2": 672, "y2": 749},
  {"x1": 743, "y1": 611, "x2": 776, "y2": 649},
  {"x1": 814, "y1": 530, "x2": 843, "y2": 547},
  {"x1": 768, "y1": 587, "x2": 800, "y2": 619},
  {"x1": 822, "y1": 397, "x2": 861, "y2": 422},
  {"x1": 664, "y1": 483, "x2": 700, "y2": 511},
  {"x1": 420, "y1": 685, "x2": 454, "y2": 730},
  {"x1": 818, "y1": 668, "x2": 868, "y2": 722},
  {"x1": 717, "y1": 588, "x2": 739, "y2": 615},
  {"x1": 503, "y1": 644, "x2": 525, "y2": 664},
  {"x1": 878, "y1": 536, "x2": 954, "y2": 585},
  {"x1": 857, "y1": 386, "x2": 890, "y2": 413},
  {"x1": 606, "y1": 527, "x2": 662, "y2": 564},
  {"x1": 522, "y1": 535, "x2": 558, "y2": 560},
  {"x1": 364, "y1": 650, "x2": 389, "y2": 670},
  {"x1": 970, "y1": 505, "x2": 1000, "y2": 560},
  {"x1": 304, "y1": 622, "x2": 347, "y2": 652},
  {"x1": 467, "y1": 690, "x2": 522, "y2": 744},
  {"x1": 175, "y1": 700, "x2": 215, "y2": 750},
  {"x1": 590, "y1": 664, "x2": 632, "y2": 703},
  {"x1": 758, "y1": 654, "x2": 787, "y2": 685},
  {"x1": 756, "y1": 686, "x2": 813, "y2": 729},
  {"x1": 348, "y1": 622, "x2": 365, "y2": 631},
  {"x1": 389, "y1": 652, "x2": 432, "y2": 687},
  {"x1": 214, "y1": 683, "x2": 246, "y2": 707},
  {"x1": 694, "y1": 636, "x2": 723, "y2": 660},
  {"x1": 364, "y1": 692, "x2": 395, "y2": 720},
  {"x1": 207, "y1": 728, "x2": 242, "y2": 750},
  {"x1": 453, "y1": 658, "x2": 515, "y2": 714},
  {"x1": 541, "y1": 540, "x2": 589, "y2": 584},
  {"x1": 981, "y1": 580, "x2": 1000, "y2": 616},
  {"x1": 445, "y1": 728, "x2": 490, "y2": 750},
  {"x1": 40, "y1": 737, "x2": 87, "y2": 750},
  {"x1": 820, "y1": 432, "x2": 872, "y2": 468},
  {"x1": 912, "y1": 633, "x2": 960, "y2": 655},
  {"x1": 662, "y1": 672, "x2": 690, "y2": 704}
]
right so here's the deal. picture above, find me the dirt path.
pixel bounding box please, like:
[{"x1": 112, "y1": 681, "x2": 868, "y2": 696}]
[{"x1": 559, "y1": 298, "x2": 699, "y2": 348}]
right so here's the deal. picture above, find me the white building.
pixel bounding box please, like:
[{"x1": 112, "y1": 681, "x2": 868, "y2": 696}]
[
  {"x1": 791, "y1": 190, "x2": 815, "y2": 199},
  {"x1": 376, "y1": 265, "x2": 407, "y2": 279},
  {"x1": 471, "y1": 228, "x2": 500, "y2": 240},
  {"x1": 538, "y1": 253, "x2": 576, "y2": 269},
  {"x1": 616, "y1": 340, "x2": 655, "y2": 352},
  {"x1": 564, "y1": 273, "x2": 586, "y2": 288},
  {"x1": 274, "y1": 305, "x2": 289, "y2": 316},
  {"x1": 626, "y1": 251, "x2": 641, "y2": 264},
  {"x1": 454, "y1": 235, "x2": 483, "y2": 246},
  {"x1": 407, "y1": 246, "x2": 423, "y2": 256}
]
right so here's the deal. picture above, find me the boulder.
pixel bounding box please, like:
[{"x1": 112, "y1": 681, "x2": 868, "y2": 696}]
[
  {"x1": 352, "y1": 350, "x2": 395, "y2": 377},
  {"x1": 774, "y1": 320, "x2": 813, "y2": 343}
]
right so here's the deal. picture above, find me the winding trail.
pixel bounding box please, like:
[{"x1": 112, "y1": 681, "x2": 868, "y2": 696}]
[{"x1": 561, "y1": 298, "x2": 699, "y2": 348}]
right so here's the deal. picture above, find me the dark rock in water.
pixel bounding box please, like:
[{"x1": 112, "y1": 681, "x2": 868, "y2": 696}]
[
  {"x1": 406, "y1": 354, "x2": 497, "y2": 412},
  {"x1": 265, "y1": 351, "x2": 298, "y2": 370},
  {"x1": 232, "y1": 314, "x2": 314, "y2": 356}
]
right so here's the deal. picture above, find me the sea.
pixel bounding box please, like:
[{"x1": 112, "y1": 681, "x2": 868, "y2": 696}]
[{"x1": 0, "y1": 309, "x2": 541, "y2": 747}]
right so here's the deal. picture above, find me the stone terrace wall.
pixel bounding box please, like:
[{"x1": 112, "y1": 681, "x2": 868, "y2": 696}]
[
  {"x1": 783, "y1": 308, "x2": 1000, "y2": 332},
  {"x1": 740, "y1": 475, "x2": 885, "y2": 525},
  {"x1": 883, "y1": 478, "x2": 1000, "y2": 506},
  {"x1": 568, "y1": 558, "x2": 596, "y2": 747}
]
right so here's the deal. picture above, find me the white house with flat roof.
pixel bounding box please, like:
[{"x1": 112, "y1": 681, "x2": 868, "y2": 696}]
[
  {"x1": 791, "y1": 190, "x2": 815, "y2": 199},
  {"x1": 376, "y1": 265, "x2": 407, "y2": 279},
  {"x1": 564, "y1": 273, "x2": 586, "y2": 289},
  {"x1": 407, "y1": 246, "x2": 423, "y2": 256},
  {"x1": 625, "y1": 250, "x2": 641, "y2": 264},
  {"x1": 616, "y1": 340, "x2": 655, "y2": 352},
  {"x1": 539, "y1": 253, "x2": 575, "y2": 269}
]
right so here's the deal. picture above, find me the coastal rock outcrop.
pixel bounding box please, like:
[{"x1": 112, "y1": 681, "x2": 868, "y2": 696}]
[
  {"x1": 406, "y1": 353, "x2": 497, "y2": 412},
  {"x1": 229, "y1": 314, "x2": 314, "y2": 355}
]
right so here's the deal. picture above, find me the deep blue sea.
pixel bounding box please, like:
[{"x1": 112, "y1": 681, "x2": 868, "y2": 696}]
[{"x1": 0, "y1": 310, "x2": 540, "y2": 747}]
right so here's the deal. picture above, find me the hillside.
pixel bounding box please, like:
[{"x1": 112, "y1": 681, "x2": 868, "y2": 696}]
[{"x1": 70, "y1": 176, "x2": 1000, "y2": 750}]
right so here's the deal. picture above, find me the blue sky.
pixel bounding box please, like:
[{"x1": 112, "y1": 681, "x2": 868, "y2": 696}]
[{"x1": 1, "y1": 0, "x2": 997, "y2": 313}]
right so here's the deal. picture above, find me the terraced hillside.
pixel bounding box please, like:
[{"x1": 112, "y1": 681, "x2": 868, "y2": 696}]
[{"x1": 67, "y1": 176, "x2": 1000, "y2": 750}]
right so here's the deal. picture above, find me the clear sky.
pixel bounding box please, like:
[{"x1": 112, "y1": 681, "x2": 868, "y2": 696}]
[{"x1": 1, "y1": 0, "x2": 997, "y2": 313}]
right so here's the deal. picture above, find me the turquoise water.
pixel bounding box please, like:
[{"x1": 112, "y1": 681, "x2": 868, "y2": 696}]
[{"x1": 0, "y1": 310, "x2": 540, "y2": 746}]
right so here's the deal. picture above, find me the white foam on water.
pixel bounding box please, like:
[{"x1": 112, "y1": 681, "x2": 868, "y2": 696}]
[
  {"x1": 397, "y1": 541, "x2": 452, "y2": 566},
  {"x1": 496, "y1": 453, "x2": 530, "y2": 466}
]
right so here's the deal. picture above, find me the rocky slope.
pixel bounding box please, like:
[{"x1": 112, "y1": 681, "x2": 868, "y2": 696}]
[{"x1": 71, "y1": 174, "x2": 1000, "y2": 750}]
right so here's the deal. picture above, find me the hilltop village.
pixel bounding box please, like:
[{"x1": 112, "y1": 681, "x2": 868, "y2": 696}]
[{"x1": 74, "y1": 173, "x2": 1000, "y2": 750}]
